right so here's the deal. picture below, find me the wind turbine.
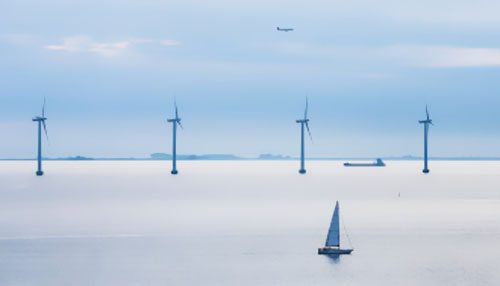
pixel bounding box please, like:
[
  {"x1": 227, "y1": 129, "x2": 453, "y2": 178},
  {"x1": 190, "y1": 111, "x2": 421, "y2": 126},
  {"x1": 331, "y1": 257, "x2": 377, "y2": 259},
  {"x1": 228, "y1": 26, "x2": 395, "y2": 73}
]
[
  {"x1": 167, "y1": 100, "x2": 183, "y2": 175},
  {"x1": 418, "y1": 105, "x2": 433, "y2": 174},
  {"x1": 296, "y1": 97, "x2": 312, "y2": 174},
  {"x1": 32, "y1": 97, "x2": 49, "y2": 176}
]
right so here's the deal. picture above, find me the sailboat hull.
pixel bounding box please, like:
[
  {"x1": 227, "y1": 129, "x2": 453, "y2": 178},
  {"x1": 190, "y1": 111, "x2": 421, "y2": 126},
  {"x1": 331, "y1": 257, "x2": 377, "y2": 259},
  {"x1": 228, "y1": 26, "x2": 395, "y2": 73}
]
[{"x1": 318, "y1": 247, "x2": 353, "y2": 255}]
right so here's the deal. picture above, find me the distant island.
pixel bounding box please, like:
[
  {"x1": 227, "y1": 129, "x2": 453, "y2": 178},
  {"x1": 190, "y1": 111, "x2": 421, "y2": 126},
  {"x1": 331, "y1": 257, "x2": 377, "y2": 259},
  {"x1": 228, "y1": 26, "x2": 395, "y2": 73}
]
[
  {"x1": 258, "y1": 154, "x2": 292, "y2": 160},
  {"x1": 150, "y1": 153, "x2": 242, "y2": 160},
  {"x1": 62, "y1": 156, "x2": 94, "y2": 160}
]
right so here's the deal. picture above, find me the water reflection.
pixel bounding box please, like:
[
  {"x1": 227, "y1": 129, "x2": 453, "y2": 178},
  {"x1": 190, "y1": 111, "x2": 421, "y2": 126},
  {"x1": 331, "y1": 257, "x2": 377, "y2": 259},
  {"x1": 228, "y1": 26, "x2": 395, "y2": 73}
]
[{"x1": 325, "y1": 254, "x2": 341, "y2": 264}]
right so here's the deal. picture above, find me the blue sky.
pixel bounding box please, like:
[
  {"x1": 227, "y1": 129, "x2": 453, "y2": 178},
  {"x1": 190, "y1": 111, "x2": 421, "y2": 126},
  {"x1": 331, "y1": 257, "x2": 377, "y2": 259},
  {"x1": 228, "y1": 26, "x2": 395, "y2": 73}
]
[{"x1": 1, "y1": 0, "x2": 500, "y2": 158}]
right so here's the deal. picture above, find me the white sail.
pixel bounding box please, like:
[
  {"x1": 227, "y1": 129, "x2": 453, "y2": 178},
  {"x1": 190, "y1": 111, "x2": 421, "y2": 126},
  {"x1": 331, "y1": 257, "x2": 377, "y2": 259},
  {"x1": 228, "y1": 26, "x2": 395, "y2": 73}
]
[{"x1": 325, "y1": 201, "x2": 340, "y2": 247}]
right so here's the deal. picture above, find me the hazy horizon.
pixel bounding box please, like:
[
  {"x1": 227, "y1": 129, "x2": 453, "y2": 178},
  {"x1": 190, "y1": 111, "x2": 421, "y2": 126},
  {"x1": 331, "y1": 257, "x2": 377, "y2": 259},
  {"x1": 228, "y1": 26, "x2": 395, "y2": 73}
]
[{"x1": 5, "y1": 154, "x2": 500, "y2": 160}]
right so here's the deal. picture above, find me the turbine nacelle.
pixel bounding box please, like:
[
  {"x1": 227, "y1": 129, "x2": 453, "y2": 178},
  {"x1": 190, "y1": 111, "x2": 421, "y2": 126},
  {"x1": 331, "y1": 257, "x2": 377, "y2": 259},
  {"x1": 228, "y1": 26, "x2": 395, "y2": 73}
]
[
  {"x1": 296, "y1": 97, "x2": 312, "y2": 142},
  {"x1": 419, "y1": 105, "x2": 433, "y2": 125},
  {"x1": 168, "y1": 100, "x2": 183, "y2": 129},
  {"x1": 33, "y1": 97, "x2": 49, "y2": 141}
]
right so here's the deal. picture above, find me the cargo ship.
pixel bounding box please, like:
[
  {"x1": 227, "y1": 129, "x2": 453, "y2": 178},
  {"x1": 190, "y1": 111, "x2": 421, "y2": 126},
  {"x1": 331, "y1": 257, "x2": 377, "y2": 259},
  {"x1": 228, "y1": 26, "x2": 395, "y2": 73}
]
[{"x1": 343, "y1": 158, "x2": 385, "y2": 167}]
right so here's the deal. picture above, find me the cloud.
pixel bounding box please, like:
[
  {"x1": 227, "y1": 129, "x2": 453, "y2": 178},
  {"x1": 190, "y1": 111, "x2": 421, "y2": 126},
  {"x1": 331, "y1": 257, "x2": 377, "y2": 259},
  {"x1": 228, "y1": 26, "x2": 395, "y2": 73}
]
[
  {"x1": 88, "y1": 41, "x2": 130, "y2": 57},
  {"x1": 422, "y1": 47, "x2": 500, "y2": 67},
  {"x1": 268, "y1": 42, "x2": 500, "y2": 68},
  {"x1": 46, "y1": 36, "x2": 87, "y2": 52},
  {"x1": 45, "y1": 36, "x2": 179, "y2": 57},
  {"x1": 45, "y1": 36, "x2": 128, "y2": 56},
  {"x1": 396, "y1": 45, "x2": 500, "y2": 68},
  {"x1": 160, "y1": 39, "x2": 180, "y2": 46}
]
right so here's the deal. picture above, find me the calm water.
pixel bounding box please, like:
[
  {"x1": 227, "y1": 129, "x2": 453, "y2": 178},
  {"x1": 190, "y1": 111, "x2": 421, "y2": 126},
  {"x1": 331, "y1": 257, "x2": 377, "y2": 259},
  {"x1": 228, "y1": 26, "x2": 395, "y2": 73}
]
[{"x1": 0, "y1": 161, "x2": 499, "y2": 285}]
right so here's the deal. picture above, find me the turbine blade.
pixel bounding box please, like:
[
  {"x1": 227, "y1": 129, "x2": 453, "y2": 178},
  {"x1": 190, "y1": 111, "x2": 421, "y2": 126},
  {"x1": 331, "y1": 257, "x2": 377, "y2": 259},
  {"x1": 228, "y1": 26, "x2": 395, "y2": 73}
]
[
  {"x1": 305, "y1": 122, "x2": 313, "y2": 142},
  {"x1": 178, "y1": 120, "x2": 184, "y2": 129},
  {"x1": 175, "y1": 101, "x2": 179, "y2": 119},
  {"x1": 426, "y1": 105, "x2": 429, "y2": 121},
  {"x1": 304, "y1": 96, "x2": 308, "y2": 119},
  {"x1": 42, "y1": 120, "x2": 49, "y2": 141},
  {"x1": 42, "y1": 97, "x2": 46, "y2": 117}
]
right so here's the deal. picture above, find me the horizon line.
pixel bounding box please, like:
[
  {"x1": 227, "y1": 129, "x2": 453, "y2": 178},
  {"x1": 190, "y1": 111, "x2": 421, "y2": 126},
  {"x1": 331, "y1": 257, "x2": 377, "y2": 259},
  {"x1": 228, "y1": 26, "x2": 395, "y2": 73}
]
[{"x1": 4, "y1": 155, "x2": 500, "y2": 161}]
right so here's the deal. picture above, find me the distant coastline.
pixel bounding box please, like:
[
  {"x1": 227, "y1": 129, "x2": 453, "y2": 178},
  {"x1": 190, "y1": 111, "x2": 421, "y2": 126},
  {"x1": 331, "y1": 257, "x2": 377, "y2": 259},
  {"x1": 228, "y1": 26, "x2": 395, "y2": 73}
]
[{"x1": 3, "y1": 154, "x2": 500, "y2": 161}]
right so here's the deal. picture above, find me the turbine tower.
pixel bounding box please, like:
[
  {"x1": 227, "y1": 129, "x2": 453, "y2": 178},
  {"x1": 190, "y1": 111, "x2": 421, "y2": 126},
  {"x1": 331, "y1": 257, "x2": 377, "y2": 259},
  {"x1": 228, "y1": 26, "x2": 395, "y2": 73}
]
[
  {"x1": 418, "y1": 106, "x2": 433, "y2": 174},
  {"x1": 296, "y1": 97, "x2": 312, "y2": 174},
  {"x1": 32, "y1": 98, "x2": 49, "y2": 176},
  {"x1": 167, "y1": 100, "x2": 183, "y2": 175}
]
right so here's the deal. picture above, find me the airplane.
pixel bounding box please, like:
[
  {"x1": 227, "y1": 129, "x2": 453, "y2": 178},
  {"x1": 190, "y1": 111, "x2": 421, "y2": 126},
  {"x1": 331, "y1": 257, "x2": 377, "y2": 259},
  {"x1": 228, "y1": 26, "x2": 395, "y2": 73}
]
[{"x1": 277, "y1": 27, "x2": 294, "y2": 32}]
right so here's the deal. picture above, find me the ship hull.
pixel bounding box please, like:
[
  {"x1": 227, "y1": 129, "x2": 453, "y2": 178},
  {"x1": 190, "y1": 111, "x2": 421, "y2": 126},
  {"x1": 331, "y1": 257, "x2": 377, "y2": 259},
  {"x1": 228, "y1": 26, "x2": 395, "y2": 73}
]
[
  {"x1": 344, "y1": 163, "x2": 384, "y2": 167},
  {"x1": 344, "y1": 159, "x2": 385, "y2": 167},
  {"x1": 318, "y1": 247, "x2": 353, "y2": 255}
]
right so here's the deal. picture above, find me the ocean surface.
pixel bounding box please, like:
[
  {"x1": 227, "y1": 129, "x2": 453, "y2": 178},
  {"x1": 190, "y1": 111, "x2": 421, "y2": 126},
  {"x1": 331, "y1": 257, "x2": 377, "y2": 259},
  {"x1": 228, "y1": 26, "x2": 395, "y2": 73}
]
[{"x1": 0, "y1": 161, "x2": 499, "y2": 286}]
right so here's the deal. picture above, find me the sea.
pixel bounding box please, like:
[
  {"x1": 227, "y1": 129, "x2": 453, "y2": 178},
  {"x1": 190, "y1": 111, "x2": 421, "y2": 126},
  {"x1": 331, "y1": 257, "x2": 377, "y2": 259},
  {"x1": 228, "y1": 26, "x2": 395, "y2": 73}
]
[{"x1": 0, "y1": 161, "x2": 498, "y2": 285}]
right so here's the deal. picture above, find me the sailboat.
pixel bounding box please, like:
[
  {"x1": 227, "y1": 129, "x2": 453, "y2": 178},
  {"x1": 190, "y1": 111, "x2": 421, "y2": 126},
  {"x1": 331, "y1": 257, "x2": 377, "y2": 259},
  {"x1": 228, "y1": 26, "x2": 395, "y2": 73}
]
[{"x1": 318, "y1": 201, "x2": 353, "y2": 255}]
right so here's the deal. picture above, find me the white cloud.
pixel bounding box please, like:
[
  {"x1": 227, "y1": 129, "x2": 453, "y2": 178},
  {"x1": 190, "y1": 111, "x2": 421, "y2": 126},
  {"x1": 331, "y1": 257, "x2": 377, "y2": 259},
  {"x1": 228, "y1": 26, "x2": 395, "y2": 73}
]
[
  {"x1": 160, "y1": 39, "x2": 180, "y2": 46},
  {"x1": 45, "y1": 36, "x2": 128, "y2": 56},
  {"x1": 88, "y1": 41, "x2": 130, "y2": 57},
  {"x1": 385, "y1": 45, "x2": 500, "y2": 68},
  {"x1": 268, "y1": 42, "x2": 500, "y2": 68},
  {"x1": 423, "y1": 46, "x2": 500, "y2": 68},
  {"x1": 45, "y1": 36, "x2": 179, "y2": 57},
  {"x1": 46, "y1": 36, "x2": 91, "y2": 52}
]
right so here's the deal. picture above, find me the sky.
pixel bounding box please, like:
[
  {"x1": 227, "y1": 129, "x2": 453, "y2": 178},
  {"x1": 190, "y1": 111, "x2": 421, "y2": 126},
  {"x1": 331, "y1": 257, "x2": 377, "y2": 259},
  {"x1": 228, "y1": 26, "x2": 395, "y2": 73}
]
[{"x1": 1, "y1": 0, "x2": 500, "y2": 158}]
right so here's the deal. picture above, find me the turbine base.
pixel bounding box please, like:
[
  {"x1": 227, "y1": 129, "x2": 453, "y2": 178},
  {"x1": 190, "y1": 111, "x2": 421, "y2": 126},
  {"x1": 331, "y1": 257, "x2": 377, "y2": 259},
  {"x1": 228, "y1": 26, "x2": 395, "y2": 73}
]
[
  {"x1": 422, "y1": 169, "x2": 429, "y2": 174},
  {"x1": 171, "y1": 170, "x2": 178, "y2": 175},
  {"x1": 36, "y1": 171, "x2": 44, "y2": 176},
  {"x1": 299, "y1": 169, "x2": 306, "y2": 174}
]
